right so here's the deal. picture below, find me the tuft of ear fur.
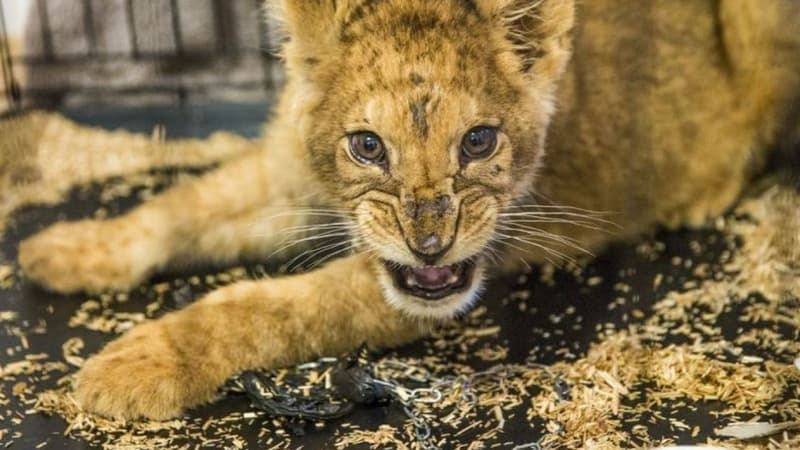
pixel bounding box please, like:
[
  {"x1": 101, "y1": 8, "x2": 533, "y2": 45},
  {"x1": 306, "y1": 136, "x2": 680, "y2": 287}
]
[
  {"x1": 264, "y1": 0, "x2": 347, "y2": 69},
  {"x1": 476, "y1": 0, "x2": 575, "y2": 76},
  {"x1": 267, "y1": 1, "x2": 332, "y2": 42}
]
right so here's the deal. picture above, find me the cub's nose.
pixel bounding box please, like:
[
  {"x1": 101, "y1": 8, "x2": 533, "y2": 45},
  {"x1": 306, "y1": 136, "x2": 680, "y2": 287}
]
[
  {"x1": 410, "y1": 233, "x2": 451, "y2": 265},
  {"x1": 399, "y1": 186, "x2": 457, "y2": 264}
]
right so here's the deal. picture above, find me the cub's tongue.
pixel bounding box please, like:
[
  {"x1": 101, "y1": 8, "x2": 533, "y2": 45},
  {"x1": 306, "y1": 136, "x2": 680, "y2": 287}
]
[
  {"x1": 409, "y1": 266, "x2": 458, "y2": 290},
  {"x1": 387, "y1": 260, "x2": 476, "y2": 300}
]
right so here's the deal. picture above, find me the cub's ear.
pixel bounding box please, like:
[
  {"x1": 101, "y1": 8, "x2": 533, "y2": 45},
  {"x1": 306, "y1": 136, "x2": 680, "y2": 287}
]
[
  {"x1": 264, "y1": 0, "x2": 359, "y2": 73},
  {"x1": 476, "y1": 0, "x2": 575, "y2": 76},
  {"x1": 265, "y1": 1, "x2": 359, "y2": 50},
  {"x1": 266, "y1": 1, "x2": 336, "y2": 42}
]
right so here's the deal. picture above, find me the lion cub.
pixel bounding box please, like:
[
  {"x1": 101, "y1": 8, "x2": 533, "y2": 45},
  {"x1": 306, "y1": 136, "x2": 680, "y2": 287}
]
[{"x1": 18, "y1": 0, "x2": 800, "y2": 419}]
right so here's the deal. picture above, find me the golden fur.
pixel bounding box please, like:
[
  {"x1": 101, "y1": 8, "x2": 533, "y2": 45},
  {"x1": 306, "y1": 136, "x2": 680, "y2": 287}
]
[{"x1": 17, "y1": 0, "x2": 800, "y2": 419}]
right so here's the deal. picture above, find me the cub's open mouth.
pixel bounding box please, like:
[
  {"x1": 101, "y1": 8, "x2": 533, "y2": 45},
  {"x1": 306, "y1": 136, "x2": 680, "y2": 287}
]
[{"x1": 383, "y1": 259, "x2": 476, "y2": 300}]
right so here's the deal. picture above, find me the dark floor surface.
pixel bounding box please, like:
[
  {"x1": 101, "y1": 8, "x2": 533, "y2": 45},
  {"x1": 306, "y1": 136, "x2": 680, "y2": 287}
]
[{"x1": 0, "y1": 104, "x2": 795, "y2": 449}]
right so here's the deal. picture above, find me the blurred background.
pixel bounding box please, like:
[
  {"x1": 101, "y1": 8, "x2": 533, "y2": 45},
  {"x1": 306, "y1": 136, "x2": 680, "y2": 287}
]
[{"x1": 0, "y1": 0, "x2": 281, "y2": 137}]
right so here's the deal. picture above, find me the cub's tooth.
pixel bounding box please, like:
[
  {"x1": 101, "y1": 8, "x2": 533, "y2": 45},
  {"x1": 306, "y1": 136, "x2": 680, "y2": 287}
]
[
  {"x1": 406, "y1": 274, "x2": 418, "y2": 287},
  {"x1": 446, "y1": 273, "x2": 459, "y2": 284}
]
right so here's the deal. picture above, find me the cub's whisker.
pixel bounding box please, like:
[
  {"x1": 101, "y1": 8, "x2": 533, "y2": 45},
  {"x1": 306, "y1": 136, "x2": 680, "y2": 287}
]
[
  {"x1": 481, "y1": 243, "x2": 504, "y2": 267},
  {"x1": 249, "y1": 207, "x2": 356, "y2": 239},
  {"x1": 280, "y1": 221, "x2": 354, "y2": 234},
  {"x1": 499, "y1": 218, "x2": 613, "y2": 234},
  {"x1": 255, "y1": 208, "x2": 355, "y2": 223},
  {"x1": 288, "y1": 239, "x2": 354, "y2": 272},
  {"x1": 306, "y1": 244, "x2": 360, "y2": 271},
  {"x1": 493, "y1": 231, "x2": 579, "y2": 266},
  {"x1": 498, "y1": 211, "x2": 618, "y2": 227},
  {"x1": 268, "y1": 230, "x2": 353, "y2": 258},
  {"x1": 287, "y1": 226, "x2": 384, "y2": 272},
  {"x1": 253, "y1": 222, "x2": 356, "y2": 240},
  {"x1": 502, "y1": 203, "x2": 612, "y2": 213},
  {"x1": 491, "y1": 235, "x2": 558, "y2": 267},
  {"x1": 496, "y1": 224, "x2": 595, "y2": 257}
]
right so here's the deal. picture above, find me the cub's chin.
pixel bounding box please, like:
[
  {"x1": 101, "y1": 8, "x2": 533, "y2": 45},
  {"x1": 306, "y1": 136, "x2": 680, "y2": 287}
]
[{"x1": 375, "y1": 258, "x2": 486, "y2": 319}]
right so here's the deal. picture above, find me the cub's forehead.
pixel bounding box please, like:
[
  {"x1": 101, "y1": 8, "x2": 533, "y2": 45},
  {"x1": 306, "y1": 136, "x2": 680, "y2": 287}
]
[
  {"x1": 336, "y1": 31, "x2": 502, "y2": 101},
  {"x1": 336, "y1": 1, "x2": 497, "y2": 76},
  {"x1": 360, "y1": 86, "x2": 480, "y2": 140},
  {"x1": 338, "y1": 0, "x2": 483, "y2": 43},
  {"x1": 314, "y1": 0, "x2": 525, "y2": 126},
  {"x1": 333, "y1": 47, "x2": 519, "y2": 126}
]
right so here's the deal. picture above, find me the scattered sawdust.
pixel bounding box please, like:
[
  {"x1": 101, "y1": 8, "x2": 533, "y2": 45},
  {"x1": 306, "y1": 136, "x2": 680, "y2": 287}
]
[
  {"x1": 61, "y1": 337, "x2": 85, "y2": 368},
  {"x1": 335, "y1": 424, "x2": 410, "y2": 449},
  {"x1": 524, "y1": 186, "x2": 800, "y2": 449},
  {"x1": 0, "y1": 128, "x2": 796, "y2": 449},
  {"x1": 67, "y1": 298, "x2": 146, "y2": 334},
  {"x1": 0, "y1": 310, "x2": 18, "y2": 322},
  {"x1": 66, "y1": 268, "x2": 250, "y2": 335},
  {"x1": 0, "y1": 265, "x2": 13, "y2": 289}
]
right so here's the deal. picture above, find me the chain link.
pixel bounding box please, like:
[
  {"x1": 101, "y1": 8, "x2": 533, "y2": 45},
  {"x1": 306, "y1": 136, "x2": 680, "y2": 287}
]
[{"x1": 370, "y1": 375, "x2": 441, "y2": 449}]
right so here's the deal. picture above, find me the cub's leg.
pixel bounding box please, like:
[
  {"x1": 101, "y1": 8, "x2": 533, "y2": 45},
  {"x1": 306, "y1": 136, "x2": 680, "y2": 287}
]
[
  {"x1": 18, "y1": 147, "x2": 320, "y2": 294},
  {"x1": 73, "y1": 253, "x2": 426, "y2": 420}
]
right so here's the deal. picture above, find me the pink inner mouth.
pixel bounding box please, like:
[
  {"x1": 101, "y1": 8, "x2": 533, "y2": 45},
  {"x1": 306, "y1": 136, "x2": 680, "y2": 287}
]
[
  {"x1": 384, "y1": 260, "x2": 476, "y2": 300},
  {"x1": 408, "y1": 265, "x2": 461, "y2": 290}
]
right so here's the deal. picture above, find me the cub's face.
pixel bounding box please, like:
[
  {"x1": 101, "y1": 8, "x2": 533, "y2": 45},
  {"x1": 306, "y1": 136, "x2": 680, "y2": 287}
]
[{"x1": 275, "y1": 0, "x2": 574, "y2": 318}]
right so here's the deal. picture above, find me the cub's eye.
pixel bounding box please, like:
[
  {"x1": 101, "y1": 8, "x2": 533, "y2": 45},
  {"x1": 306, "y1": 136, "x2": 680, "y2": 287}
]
[
  {"x1": 461, "y1": 126, "x2": 498, "y2": 161},
  {"x1": 348, "y1": 132, "x2": 386, "y2": 165}
]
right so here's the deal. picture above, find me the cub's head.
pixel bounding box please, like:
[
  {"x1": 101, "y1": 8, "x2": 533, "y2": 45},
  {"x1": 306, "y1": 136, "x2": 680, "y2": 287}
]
[{"x1": 269, "y1": 0, "x2": 574, "y2": 318}]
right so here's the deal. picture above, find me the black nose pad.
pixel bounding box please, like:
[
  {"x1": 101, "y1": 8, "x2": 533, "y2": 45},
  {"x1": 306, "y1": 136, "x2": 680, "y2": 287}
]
[{"x1": 411, "y1": 234, "x2": 449, "y2": 265}]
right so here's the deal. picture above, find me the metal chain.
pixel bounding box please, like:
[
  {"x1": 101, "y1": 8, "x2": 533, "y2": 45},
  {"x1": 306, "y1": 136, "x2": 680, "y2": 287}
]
[
  {"x1": 372, "y1": 359, "x2": 566, "y2": 450},
  {"x1": 370, "y1": 376, "x2": 442, "y2": 450},
  {"x1": 403, "y1": 404, "x2": 437, "y2": 450},
  {"x1": 241, "y1": 353, "x2": 564, "y2": 449}
]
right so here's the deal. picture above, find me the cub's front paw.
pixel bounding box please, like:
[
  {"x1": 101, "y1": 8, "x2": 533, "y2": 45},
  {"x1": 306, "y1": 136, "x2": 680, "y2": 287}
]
[
  {"x1": 19, "y1": 219, "x2": 157, "y2": 294},
  {"x1": 74, "y1": 322, "x2": 214, "y2": 420}
]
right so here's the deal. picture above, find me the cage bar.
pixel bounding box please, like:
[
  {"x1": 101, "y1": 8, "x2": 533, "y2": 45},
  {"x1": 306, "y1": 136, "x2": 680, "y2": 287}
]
[
  {"x1": 169, "y1": 0, "x2": 184, "y2": 56},
  {"x1": 125, "y1": 0, "x2": 139, "y2": 59},
  {"x1": 35, "y1": 0, "x2": 54, "y2": 60},
  {"x1": 82, "y1": 0, "x2": 97, "y2": 56},
  {"x1": 212, "y1": 0, "x2": 235, "y2": 55},
  {"x1": 0, "y1": 0, "x2": 21, "y2": 110}
]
